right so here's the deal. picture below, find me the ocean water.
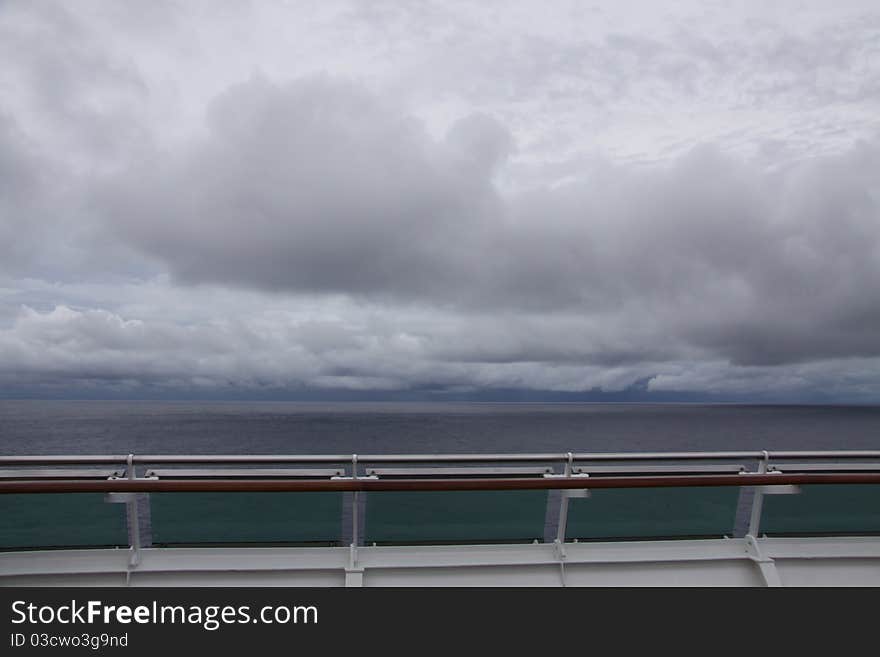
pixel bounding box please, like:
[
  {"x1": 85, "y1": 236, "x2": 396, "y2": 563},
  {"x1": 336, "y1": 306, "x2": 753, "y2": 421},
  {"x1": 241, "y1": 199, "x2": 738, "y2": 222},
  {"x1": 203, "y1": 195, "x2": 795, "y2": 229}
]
[{"x1": 1, "y1": 400, "x2": 879, "y2": 455}]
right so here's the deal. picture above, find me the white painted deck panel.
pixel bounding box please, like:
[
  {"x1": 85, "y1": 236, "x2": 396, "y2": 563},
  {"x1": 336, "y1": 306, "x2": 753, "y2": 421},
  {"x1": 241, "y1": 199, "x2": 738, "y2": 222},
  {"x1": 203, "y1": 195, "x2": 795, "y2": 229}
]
[{"x1": 2, "y1": 537, "x2": 878, "y2": 587}]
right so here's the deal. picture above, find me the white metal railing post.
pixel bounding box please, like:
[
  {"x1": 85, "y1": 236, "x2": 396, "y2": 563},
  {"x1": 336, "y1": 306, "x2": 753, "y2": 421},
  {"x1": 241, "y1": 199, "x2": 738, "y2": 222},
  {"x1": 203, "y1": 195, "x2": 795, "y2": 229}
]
[
  {"x1": 351, "y1": 454, "x2": 359, "y2": 547},
  {"x1": 747, "y1": 451, "x2": 770, "y2": 537},
  {"x1": 743, "y1": 452, "x2": 788, "y2": 586},
  {"x1": 346, "y1": 454, "x2": 364, "y2": 586},
  {"x1": 126, "y1": 453, "x2": 141, "y2": 569},
  {"x1": 556, "y1": 452, "x2": 573, "y2": 544}
]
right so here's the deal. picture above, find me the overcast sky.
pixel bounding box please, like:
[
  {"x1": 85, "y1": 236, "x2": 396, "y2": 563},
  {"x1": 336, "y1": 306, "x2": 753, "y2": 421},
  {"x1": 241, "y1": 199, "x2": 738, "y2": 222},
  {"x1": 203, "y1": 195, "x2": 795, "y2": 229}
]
[{"x1": 1, "y1": 0, "x2": 879, "y2": 401}]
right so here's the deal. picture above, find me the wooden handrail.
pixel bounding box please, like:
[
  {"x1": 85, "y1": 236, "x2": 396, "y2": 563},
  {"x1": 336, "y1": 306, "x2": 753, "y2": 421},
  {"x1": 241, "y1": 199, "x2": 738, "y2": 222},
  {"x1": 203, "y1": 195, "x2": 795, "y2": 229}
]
[{"x1": 1, "y1": 472, "x2": 880, "y2": 494}]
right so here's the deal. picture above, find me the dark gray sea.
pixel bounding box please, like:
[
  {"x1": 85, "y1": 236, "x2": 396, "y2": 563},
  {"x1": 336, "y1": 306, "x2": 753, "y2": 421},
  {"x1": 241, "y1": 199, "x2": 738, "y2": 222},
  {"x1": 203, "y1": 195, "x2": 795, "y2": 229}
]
[{"x1": 1, "y1": 401, "x2": 878, "y2": 455}]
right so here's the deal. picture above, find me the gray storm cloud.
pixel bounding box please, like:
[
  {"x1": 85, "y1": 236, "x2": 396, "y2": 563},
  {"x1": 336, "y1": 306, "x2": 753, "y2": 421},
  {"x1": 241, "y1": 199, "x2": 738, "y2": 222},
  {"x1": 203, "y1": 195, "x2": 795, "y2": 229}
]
[
  {"x1": 95, "y1": 76, "x2": 880, "y2": 369},
  {"x1": 101, "y1": 76, "x2": 510, "y2": 300},
  {"x1": 2, "y1": 0, "x2": 880, "y2": 399}
]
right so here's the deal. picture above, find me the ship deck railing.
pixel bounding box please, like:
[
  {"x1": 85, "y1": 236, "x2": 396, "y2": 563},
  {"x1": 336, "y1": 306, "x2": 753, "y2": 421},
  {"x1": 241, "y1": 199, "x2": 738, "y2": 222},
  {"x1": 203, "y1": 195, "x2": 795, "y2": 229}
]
[{"x1": 2, "y1": 450, "x2": 879, "y2": 586}]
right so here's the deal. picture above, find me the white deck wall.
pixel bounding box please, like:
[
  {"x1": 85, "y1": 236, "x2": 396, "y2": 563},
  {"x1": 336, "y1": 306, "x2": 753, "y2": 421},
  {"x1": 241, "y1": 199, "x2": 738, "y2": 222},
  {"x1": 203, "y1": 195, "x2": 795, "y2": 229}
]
[{"x1": 2, "y1": 536, "x2": 878, "y2": 587}]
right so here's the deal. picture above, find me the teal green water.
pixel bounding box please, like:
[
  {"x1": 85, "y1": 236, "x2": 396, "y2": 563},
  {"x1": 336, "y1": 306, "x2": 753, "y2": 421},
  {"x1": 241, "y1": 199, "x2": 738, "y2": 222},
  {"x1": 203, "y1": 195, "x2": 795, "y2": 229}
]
[
  {"x1": 366, "y1": 491, "x2": 548, "y2": 544},
  {"x1": 150, "y1": 492, "x2": 343, "y2": 545},
  {"x1": 761, "y1": 484, "x2": 880, "y2": 536},
  {"x1": 0, "y1": 494, "x2": 128, "y2": 549},
  {"x1": 4, "y1": 484, "x2": 880, "y2": 549},
  {"x1": 565, "y1": 487, "x2": 741, "y2": 540}
]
